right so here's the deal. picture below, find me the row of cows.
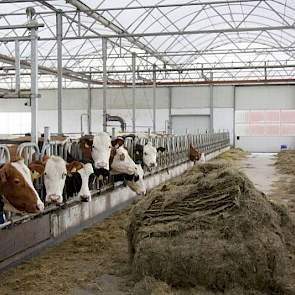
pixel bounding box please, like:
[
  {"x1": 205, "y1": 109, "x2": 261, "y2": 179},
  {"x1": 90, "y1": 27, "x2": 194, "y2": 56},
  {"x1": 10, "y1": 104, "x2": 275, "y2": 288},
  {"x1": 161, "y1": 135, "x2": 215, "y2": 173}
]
[{"x1": 0, "y1": 132, "x2": 204, "y2": 220}]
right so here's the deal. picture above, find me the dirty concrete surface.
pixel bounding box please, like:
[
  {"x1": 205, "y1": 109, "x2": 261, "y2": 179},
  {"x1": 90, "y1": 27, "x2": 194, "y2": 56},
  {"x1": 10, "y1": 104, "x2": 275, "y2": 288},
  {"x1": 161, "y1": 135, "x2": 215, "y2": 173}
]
[{"x1": 238, "y1": 153, "x2": 279, "y2": 195}]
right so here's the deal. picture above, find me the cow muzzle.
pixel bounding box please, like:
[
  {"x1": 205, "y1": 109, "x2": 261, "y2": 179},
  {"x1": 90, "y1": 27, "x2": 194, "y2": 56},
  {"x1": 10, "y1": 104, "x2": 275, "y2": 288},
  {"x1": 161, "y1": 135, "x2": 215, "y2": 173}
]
[
  {"x1": 80, "y1": 195, "x2": 91, "y2": 202},
  {"x1": 37, "y1": 201, "x2": 45, "y2": 212},
  {"x1": 95, "y1": 161, "x2": 108, "y2": 169},
  {"x1": 46, "y1": 194, "x2": 63, "y2": 205}
]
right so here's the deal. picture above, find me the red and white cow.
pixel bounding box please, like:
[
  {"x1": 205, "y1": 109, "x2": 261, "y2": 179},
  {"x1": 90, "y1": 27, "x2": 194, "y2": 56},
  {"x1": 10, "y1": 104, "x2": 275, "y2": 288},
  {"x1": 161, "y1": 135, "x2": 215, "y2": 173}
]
[
  {"x1": 0, "y1": 158, "x2": 44, "y2": 214},
  {"x1": 189, "y1": 144, "x2": 205, "y2": 164}
]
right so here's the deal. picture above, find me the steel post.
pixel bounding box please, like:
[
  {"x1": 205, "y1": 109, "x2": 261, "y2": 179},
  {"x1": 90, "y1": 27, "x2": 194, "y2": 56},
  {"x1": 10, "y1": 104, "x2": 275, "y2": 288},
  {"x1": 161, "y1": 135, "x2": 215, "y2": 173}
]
[
  {"x1": 57, "y1": 12, "x2": 63, "y2": 135},
  {"x1": 168, "y1": 87, "x2": 172, "y2": 134},
  {"x1": 15, "y1": 40, "x2": 20, "y2": 94},
  {"x1": 87, "y1": 79, "x2": 92, "y2": 134},
  {"x1": 153, "y1": 64, "x2": 156, "y2": 133},
  {"x1": 30, "y1": 27, "x2": 38, "y2": 144},
  {"x1": 102, "y1": 37, "x2": 107, "y2": 132},
  {"x1": 132, "y1": 52, "x2": 136, "y2": 133},
  {"x1": 209, "y1": 72, "x2": 214, "y2": 133}
]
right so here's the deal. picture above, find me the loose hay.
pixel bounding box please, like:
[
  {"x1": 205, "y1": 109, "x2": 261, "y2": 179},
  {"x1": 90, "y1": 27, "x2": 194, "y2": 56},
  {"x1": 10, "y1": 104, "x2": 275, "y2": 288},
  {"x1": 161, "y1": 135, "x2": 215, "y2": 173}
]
[
  {"x1": 128, "y1": 161, "x2": 295, "y2": 294},
  {"x1": 217, "y1": 148, "x2": 249, "y2": 162},
  {"x1": 275, "y1": 150, "x2": 295, "y2": 175}
]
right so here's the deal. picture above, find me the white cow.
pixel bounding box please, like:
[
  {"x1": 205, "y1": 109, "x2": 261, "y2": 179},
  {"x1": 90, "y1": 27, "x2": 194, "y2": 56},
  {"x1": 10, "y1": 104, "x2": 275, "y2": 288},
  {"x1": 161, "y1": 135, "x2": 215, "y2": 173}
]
[
  {"x1": 92, "y1": 132, "x2": 112, "y2": 170},
  {"x1": 43, "y1": 156, "x2": 67, "y2": 204}
]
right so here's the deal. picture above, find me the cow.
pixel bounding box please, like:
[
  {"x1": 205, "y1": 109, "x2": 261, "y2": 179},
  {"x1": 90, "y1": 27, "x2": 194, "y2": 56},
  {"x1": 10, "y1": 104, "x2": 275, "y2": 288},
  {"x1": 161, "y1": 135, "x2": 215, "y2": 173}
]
[
  {"x1": 78, "y1": 133, "x2": 126, "y2": 182},
  {"x1": 118, "y1": 134, "x2": 166, "y2": 171},
  {"x1": 111, "y1": 145, "x2": 146, "y2": 195},
  {"x1": 189, "y1": 144, "x2": 205, "y2": 164},
  {"x1": 65, "y1": 161, "x2": 94, "y2": 202},
  {"x1": 29, "y1": 157, "x2": 94, "y2": 203},
  {"x1": 134, "y1": 142, "x2": 166, "y2": 171},
  {"x1": 0, "y1": 159, "x2": 44, "y2": 214}
]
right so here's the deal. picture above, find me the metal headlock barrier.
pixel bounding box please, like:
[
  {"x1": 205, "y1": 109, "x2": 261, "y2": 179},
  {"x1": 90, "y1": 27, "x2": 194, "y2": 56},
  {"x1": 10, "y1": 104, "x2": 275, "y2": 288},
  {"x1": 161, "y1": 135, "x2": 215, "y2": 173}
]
[
  {"x1": 0, "y1": 131, "x2": 230, "y2": 225},
  {"x1": 0, "y1": 145, "x2": 10, "y2": 164}
]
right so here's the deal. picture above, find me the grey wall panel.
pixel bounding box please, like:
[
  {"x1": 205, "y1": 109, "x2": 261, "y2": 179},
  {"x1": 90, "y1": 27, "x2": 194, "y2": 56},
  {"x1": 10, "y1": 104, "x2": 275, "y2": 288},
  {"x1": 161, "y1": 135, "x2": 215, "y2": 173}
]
[
  {"x1": 172, "y1": 115, "x2": 210, "y2": 135},
  {"x1": 236, "y1": 85, "x2": 295, "y2": 110},
  {"x1": 0, "y1": 99, "x2": 30, "y2": 112},
  {"x1": 91, "y1": 87, "x2": 169, "y2": 109},
  {"x1": 172, "y1": 86, "x2": 210, "y2": 108},
  {"x1": 213, "y1": 108, "x2": 234, "y2": 144},
  {"x1": 213, "y1": 86, "x2": 234, "y2": 108},
  {"x1": 235, "y1": 136, "x2": 295, "y2": 152}
]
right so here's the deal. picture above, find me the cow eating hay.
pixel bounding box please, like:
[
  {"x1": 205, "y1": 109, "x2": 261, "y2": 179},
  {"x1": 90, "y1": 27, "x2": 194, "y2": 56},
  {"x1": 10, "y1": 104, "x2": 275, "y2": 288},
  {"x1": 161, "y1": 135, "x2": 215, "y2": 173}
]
[{"x1": 127, "y1": 162, "x2": 295, "y2": 294}]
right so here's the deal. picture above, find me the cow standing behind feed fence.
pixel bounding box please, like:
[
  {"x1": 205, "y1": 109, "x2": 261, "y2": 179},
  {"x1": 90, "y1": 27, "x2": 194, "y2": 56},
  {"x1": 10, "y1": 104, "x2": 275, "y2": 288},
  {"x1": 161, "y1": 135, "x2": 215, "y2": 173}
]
[{"x1": 0, "y1": 132, "x2": 230, "y2": 224}]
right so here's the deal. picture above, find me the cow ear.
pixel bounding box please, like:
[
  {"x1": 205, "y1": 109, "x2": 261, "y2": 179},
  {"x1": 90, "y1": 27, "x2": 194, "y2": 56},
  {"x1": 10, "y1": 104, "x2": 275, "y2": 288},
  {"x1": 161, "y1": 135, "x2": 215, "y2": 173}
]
[
  {"x1": 157, "y1": 147, "x2": 166, "y2": 153},
  {"x1": 0, "y1": 166, "x2": 7, "y2": 183},
  {"x1": 42, "y1": 155, "x2": 49, "y2": 164}
]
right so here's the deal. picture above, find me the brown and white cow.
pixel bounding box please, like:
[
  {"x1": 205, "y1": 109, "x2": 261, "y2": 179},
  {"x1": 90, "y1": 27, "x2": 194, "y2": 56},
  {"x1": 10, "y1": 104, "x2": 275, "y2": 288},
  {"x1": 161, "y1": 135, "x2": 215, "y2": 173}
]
[
  {"x1": 29, "y1": 157, "x2": 94, "y2": 203},
  {"x1": 0, "y1": 159, "x2": 44, "y2": 214},
  {"x1": 189, "y1": 144, "x2": 205, "y2": 164}
]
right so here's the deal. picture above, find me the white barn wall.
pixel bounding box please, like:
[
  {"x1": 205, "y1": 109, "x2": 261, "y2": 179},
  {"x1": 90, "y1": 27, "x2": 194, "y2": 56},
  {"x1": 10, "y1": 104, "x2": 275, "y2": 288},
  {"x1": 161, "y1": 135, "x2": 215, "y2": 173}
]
[
  {"x1": 235, "y1": 85, "x2": 295, "y2": 152},
  {"x1": 0, "y1": 85, "x2": 234, "y2": 137}
]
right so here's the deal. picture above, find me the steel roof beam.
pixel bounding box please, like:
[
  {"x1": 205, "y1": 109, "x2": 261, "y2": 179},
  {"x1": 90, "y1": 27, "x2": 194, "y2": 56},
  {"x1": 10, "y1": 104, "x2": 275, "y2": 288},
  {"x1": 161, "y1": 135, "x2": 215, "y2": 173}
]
[
  {"x1": 0, "y1": 53, "x2": 103, "y2": 85},
  {"x1": 65, "y1": 0, "x2": 173, "y2": 67},
  {"x1": 76, "y1": 63, "x2": 295, "y2": 74},
  {"x1": 102, "y1": 25, "x2": 295, "y2": 38}
]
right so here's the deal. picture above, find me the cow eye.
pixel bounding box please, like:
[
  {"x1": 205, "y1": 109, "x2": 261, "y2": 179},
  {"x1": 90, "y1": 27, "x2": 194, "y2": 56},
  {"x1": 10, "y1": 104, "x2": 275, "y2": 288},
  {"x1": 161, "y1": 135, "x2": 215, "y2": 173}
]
[
  {"x1": 44, "y1": 172, "x2": 47, "y2": 176},
  {"x1": 144, "y1": 152, "x2": 148, "y2": 156},
  {"x1": 14, "y1": 178, "x2": 21, "y2": 185}
]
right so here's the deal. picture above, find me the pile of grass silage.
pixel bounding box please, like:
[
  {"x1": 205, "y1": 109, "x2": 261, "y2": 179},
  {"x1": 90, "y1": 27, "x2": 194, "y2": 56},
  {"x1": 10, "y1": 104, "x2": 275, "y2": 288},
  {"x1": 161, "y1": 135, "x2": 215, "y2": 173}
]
[
  {"x1": 216, "y1": 147, "x2": 249, "y2": 162},
  {"x1": 127, "y1": 162, "x2": 295, "y2": 294},
  {"x1": 275, "y1": 150, "x2": 295, "y2": 175}
]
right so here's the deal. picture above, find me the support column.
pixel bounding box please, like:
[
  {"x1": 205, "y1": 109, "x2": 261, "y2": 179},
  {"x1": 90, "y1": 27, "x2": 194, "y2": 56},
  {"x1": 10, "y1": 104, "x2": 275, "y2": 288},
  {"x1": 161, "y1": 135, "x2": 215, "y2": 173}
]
[
  {"x1": 15, "y1": 40, "x2": 20, "y2": 94},
  {"x1": 152, "y1": 64, "x2": 156, "y2": 133},
  {"x1": 209, "y1": 72, "x2": 214, "y2": 133},
  {"x1": 102, "y1": 37, "x2": 107, "y2": 132},
  {"x1": 233, "y1": 85, "x2": 236, "y2": 148},
  {"x1": 30, "y1": 27, "x2": 38, "y2": 144},
  {"x1": 168, "y1": 86, "x2": 172, "y2": 134},
  {"x1": 56, "y1": 12, "x2": 63, "y2": 135},
  {"x1": 87, "y1": 79, "x2": 92, "y2": 134},
  {"x1": 132, "y1": 52, "x2": 136, "y2": 133}
]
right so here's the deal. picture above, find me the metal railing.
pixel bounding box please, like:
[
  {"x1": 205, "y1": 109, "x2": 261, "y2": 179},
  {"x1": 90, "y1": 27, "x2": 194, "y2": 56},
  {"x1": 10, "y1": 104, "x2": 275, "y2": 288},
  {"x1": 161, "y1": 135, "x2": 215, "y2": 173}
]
[
  {"x1": 16, "y1": 143, "x2": 40, "y2": 165},
  {"x1": 0, "y1": 144, "x2": 10, "y2": 164},
  {"x1": 0, "y1": 132, "x2": 230, "y2": 213}
]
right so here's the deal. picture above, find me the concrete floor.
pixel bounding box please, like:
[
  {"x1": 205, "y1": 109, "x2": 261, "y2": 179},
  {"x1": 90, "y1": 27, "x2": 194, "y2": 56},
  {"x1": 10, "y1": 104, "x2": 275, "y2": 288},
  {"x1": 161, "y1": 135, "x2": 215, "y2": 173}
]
[{"x1": 238, "y1": 153, "x2": 279, "y2": 195}]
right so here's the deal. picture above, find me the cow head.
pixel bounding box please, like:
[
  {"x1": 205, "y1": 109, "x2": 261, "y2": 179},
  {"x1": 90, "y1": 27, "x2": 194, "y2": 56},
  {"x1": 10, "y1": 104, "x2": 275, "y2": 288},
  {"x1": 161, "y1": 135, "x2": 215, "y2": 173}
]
[
  {"x1": 126, "y1": 164, "x2": 146, "y2": 195},
  {"x1": 0, "y1": 159, "x2": 44, "y2": 213},
  {"x1": 43, "y1": 156, "x2": 67, "y2": 204},
  {"x1": 66, "y1": 162, "x2": 94, "y2": 202},
  {"x1": 79, "y1": 135, "x2": 94, "y2": 162},
  {"x1": 111, "y1": 146, "x2": 146, "y2": 195},
  {"x1": 134, "y1": 142, "x2": 166, "y2": 171},
  {"x1": 189, "y1": 144, "x2": 205, "y2": 163},
  {"x1": 91, "y1": 132, "x2": 112, "y2": 171}
]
